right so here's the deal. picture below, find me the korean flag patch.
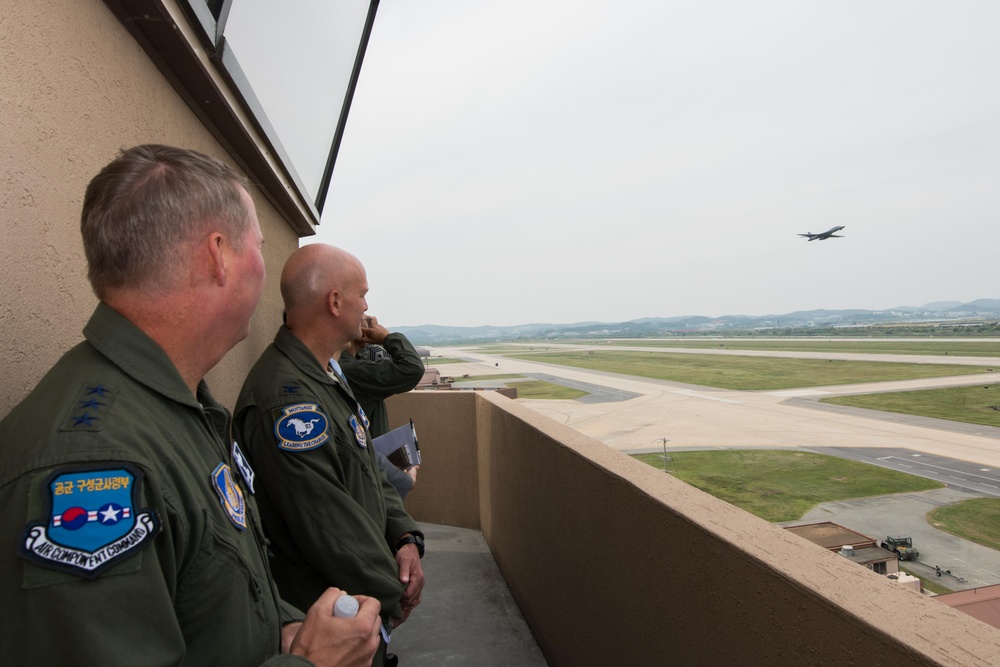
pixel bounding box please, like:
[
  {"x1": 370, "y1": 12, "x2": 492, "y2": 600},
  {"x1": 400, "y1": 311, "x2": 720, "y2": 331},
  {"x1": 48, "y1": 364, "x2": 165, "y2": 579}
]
[{"x1": 20, "y1": 464, "x2": 160, "y2": 579}]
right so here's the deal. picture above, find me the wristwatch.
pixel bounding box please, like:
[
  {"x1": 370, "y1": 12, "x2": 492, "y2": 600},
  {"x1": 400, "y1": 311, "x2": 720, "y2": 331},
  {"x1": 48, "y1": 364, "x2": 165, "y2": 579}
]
[{"x1": 394, "y1": 534, "x2": 425, "y2": 558}]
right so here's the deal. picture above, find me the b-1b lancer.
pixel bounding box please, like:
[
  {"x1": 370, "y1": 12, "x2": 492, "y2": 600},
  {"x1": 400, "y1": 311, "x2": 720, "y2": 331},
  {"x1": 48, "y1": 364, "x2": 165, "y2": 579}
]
[{"x1": 798, "y1": 225, "x2": 845, "y2": 241}]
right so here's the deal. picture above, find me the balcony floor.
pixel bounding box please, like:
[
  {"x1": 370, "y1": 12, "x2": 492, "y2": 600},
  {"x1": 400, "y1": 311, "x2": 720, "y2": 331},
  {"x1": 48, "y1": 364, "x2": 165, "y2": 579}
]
[{"x1": 389, "y1": 522, "x2": 548, "y2": 666}]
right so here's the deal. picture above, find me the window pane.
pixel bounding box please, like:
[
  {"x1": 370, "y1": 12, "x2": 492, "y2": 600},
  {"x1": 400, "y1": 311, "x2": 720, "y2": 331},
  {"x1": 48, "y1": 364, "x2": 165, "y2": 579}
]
[{"x1": 224, "y1": 0, "x2": 371, "y2": 201}]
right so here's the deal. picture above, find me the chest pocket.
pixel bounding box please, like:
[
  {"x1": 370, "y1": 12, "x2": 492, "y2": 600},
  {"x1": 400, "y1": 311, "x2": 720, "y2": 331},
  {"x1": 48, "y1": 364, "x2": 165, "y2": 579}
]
[
  {"x1": 331, "y1": 431, "x2": 386, "y2": 518},
  {"x1": 175, "y1": 501, "x2": 276, "y2": 635}
]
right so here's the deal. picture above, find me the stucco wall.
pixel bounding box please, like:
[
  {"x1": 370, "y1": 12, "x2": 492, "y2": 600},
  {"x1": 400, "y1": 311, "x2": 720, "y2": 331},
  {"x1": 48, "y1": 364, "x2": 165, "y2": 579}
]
[
  {"x1": 392, "y1": 389, "x2": 1000, "y2": 666},
  {"x1": 388, "y1": 391, "x2": 481, "y2": 529},
  {"x1": 0, "y1": 0, "x2": 298, "y2": 415}
]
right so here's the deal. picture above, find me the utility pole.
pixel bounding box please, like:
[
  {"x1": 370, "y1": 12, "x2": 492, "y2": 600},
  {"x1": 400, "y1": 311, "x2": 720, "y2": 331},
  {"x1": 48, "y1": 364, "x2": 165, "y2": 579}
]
[{"x1": 656, "y1": 437, "x2": 671, "y2": 472}]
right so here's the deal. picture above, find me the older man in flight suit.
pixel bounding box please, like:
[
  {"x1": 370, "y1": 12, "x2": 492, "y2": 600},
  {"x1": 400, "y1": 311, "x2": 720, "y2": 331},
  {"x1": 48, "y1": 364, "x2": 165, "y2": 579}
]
[
  {"x1": 235, "y1": 244, "x2": 425, "y2": 667},
  {"x1": 0, "y1": 145, "x2": 380, "y2": 667}
]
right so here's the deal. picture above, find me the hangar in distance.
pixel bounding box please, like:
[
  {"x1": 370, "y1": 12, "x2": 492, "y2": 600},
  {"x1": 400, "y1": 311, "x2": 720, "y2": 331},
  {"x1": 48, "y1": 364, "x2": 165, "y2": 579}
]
[{"x1": 798, "y1": 225, "x2": 845, "y2": 241}]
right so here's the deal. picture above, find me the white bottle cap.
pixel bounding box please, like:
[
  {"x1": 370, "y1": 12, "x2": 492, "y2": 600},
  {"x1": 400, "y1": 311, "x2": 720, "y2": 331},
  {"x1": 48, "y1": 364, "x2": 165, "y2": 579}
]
[{"x1": 333, "y1": 594, "x2": 360, "y2": 618}]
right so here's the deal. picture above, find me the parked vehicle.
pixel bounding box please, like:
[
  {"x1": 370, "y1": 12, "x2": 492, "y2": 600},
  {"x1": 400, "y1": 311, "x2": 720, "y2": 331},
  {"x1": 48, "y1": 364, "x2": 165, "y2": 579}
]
[{"x1": 880, "y1": 535, "x2": 919, "y2": 560}]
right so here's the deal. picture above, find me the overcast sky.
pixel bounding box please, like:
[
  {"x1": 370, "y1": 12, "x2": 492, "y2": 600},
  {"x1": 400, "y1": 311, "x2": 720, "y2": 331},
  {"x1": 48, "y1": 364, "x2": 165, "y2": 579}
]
[{"x1": 303, "y1": 1, "x2": 1000, "y2": 328}]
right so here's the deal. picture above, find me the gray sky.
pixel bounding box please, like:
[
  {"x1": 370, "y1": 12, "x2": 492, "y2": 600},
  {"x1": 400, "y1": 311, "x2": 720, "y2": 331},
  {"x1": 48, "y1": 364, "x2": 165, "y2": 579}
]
[{"x1": 305, "y1": 1, "x2": 1000, "y2": 328}]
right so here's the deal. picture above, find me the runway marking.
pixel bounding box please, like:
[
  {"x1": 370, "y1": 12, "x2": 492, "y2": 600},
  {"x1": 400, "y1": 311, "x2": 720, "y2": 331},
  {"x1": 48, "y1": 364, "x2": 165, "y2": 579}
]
[
  {"x1": 670, "y1": 389, "x2": 741, "y2": 404},
  {"x1": 880, "y1": 457, "x2": 1000, "y2": 484}
]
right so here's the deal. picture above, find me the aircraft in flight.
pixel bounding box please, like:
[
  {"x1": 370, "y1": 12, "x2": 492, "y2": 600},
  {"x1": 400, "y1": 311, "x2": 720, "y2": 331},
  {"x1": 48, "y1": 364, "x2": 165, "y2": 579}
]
[{"x1": 798, "y1": 225, "x2": 845, "y2": 241}]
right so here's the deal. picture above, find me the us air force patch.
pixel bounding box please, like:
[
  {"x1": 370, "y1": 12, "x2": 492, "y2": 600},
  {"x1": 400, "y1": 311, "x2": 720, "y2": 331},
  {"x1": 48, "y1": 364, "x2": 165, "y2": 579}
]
[
  {"x1": 274, "y1": 404, "x2": 329, "y2": 451},
  {"x1": 349, "y1": 415, "x2": 367, "y2": 448},
  {"x1": 20, "y1": 464, "x2": 159, "y2": 579},
  {"x1": 358, "y1": 406, "x2": 370, "y2": 431},
  {"x1": 211, "y1": 463, "x2": 246, "y2": 530}
]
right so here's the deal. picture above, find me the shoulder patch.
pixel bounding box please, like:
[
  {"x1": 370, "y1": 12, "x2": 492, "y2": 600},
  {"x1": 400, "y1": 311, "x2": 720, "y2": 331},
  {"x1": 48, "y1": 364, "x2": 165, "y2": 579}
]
[
  {"x1": 20, "y1": 464, "x2": 159, "y2": 579},
  {"x1": 274, "y1": 404, "x2": 330, "y2": 451}
]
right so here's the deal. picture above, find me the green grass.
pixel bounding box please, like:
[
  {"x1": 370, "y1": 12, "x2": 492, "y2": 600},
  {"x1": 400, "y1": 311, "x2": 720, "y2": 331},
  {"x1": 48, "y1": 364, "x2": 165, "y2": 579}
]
[
  {"x1": 446, "y1": 374, "x2": 587, "y2": 399},
  {"x1": 471, "y1": 346, "x2": 561, "y2": 352},
  {"x1": 588, "y1": 339, "x2": 1000, "y2": 357},
  {"x1": 822, "y1": 385, "x2": 1000, "y2": 428},
  {"x1": 631, "y1": 450, "x2": 943, "y2": 522},
  {"x1": 899, "y1": 566, "x2": 953, "y2": 594},
  {"x1": 505, "y1": 350, "x2": 989, "y2": 390},
  {"x1": 512, "y1": 381, "x2": 588, "y2": 400},
  {"x1": 927, "y1": 498, "x2": 1000, "y2": 552},
  {"x1": 424, "y1": 357, "x2": 465, "y2": 365}
]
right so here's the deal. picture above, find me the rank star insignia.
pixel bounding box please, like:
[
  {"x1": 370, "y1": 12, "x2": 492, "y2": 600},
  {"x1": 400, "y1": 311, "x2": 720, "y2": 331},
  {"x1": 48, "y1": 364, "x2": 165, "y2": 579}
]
[
  {"x1": 71, "y1": 412, "x2": 99, "y2": 427},
  {"x1": 64, "y1": 382, "x2": 116, "y2": 432}
]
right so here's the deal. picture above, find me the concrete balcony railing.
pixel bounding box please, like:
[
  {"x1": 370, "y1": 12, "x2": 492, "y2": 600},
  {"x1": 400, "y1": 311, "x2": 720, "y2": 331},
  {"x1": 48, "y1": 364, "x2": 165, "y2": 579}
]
[{"x1": 389, "y1": 390, "x2": 1000, "y2": 666}]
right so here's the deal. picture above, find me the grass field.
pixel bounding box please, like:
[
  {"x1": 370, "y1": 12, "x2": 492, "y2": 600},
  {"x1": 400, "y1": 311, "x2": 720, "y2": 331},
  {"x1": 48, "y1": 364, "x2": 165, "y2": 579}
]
[
  {"x1": 471, "y1": 346, "x2": 561, "y2": 353},
  {"x1": 584, "y1": 339, "x2": 1000, "y2": 357},
  {"x1": 505, "y1": 350, "x2": 988, "y2": 390},
  {"x1": 822, "y1": 386, "x2": 1000, "y2": 428},
  {"x1": 927, "y1": 498, "x2": 1000, "y2": 552},
  {"x1": 899, "y1": 566, "x2": 953, "y2": 595},
  {"x1": 631, "y1": 450, "x2": 943, "y2": 522},
  {"x1": 424, "y1": 357, "x2": 465, "y2": 364},
  {"x1": 450, "y1": 374, "x2": 588, "y2": 399},
  {"x1": 512, "y1": 381, "x2": 588, "y2": 400}
]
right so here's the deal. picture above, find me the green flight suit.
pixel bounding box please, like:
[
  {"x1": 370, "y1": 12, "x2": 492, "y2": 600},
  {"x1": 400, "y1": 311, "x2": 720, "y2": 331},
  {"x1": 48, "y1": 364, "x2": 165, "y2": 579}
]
[
  {"x1": 337, "y1": 333, "x2": 424, "y2": 438},
  {"x1": 234, "y1": 327, "x2": 420, "y2": 625},
  {"x1": 339, "y1": 333, "x2": 424, "y2": 499},
  {"x1": 0, "y1": 303, "x2": 308, "y2": 666}
]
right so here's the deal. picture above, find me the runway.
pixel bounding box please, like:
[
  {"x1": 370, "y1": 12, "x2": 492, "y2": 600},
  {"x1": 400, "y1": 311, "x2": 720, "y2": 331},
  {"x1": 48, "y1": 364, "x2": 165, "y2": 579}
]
[
  {"x1": 433, "y1": 345, "x2": 1000, "y2": 470},
  {"x1": 431, "y1": 343, "x2": 1000, "y2": 589}
]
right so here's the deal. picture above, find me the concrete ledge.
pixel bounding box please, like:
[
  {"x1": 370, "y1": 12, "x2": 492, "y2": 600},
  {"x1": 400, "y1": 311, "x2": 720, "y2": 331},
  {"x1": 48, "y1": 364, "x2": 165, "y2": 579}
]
[{"x1": 391, "y1": 390, "x2": 1000, "y2": 665}]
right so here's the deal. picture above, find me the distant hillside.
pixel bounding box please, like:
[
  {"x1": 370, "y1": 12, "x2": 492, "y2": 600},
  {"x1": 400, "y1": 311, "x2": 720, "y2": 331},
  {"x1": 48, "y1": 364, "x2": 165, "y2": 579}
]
[{"x1": 395, "y1": 299, "x2": 1000, "y2": 346}]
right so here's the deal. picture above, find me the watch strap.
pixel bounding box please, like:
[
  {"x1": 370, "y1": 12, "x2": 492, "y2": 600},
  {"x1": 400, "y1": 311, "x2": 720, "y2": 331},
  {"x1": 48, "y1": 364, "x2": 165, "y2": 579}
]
[{"x1": 394, "y1": 534, "x2": 425, "y2": 558}]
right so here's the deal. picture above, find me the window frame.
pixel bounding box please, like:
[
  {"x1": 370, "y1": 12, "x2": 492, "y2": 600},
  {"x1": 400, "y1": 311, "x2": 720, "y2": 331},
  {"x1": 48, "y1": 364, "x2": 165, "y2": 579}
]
[{"x1": 103, "y1": 0, "x2": 380, "y2": 232}]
